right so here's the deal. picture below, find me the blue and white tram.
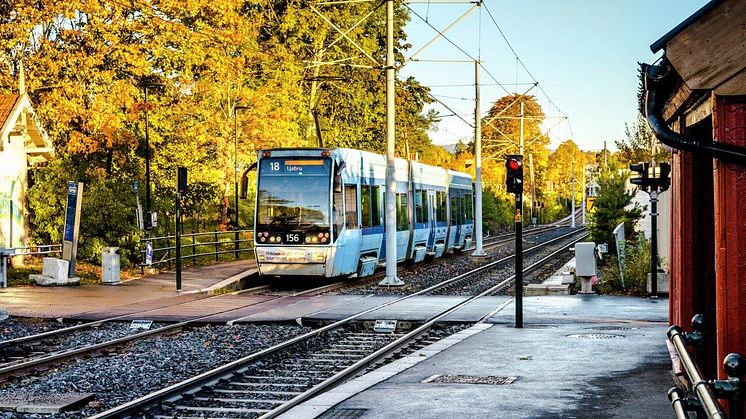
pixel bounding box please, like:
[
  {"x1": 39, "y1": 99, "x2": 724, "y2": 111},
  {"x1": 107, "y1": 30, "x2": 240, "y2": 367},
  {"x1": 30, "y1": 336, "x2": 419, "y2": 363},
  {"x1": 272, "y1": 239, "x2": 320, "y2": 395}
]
[{"x1": 253, "y1": 148, "x2": 474, "y2": 278}]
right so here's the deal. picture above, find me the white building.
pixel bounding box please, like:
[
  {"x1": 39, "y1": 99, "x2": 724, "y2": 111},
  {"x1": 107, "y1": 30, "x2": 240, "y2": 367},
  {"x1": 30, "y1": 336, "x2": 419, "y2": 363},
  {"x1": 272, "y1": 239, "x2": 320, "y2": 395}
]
[{"x1": 0, "y1": 92, "x2": 54, "y2": 248}]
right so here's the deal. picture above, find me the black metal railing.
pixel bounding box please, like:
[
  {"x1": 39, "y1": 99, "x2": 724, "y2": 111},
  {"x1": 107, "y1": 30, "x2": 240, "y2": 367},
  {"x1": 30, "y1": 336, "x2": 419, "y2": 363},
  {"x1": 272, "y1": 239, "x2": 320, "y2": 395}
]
[
  {"x1": 139, "y1": 229, "x2": 253, "y2": 272},
  {"x1": 667, "y1": 314, "x2": 745, "y2": 419}
]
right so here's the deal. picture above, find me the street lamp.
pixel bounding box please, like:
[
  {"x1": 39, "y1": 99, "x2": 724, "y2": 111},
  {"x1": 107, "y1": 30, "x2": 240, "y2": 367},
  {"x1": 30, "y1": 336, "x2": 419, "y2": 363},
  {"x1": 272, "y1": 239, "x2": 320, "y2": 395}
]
[
  {"x1": 234, "y1": 105, "x2": 249, "y2": 257},
  {"x1": 143, "y1": 82, "x2": 163, "y2": 229}
]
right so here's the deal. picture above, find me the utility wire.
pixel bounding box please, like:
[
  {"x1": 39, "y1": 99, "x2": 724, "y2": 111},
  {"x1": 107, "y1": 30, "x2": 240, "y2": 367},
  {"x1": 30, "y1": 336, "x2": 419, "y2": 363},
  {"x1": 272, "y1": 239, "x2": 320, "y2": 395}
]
[{"x1": 482, "y1": 1, "x2": 568, "y2": 119}]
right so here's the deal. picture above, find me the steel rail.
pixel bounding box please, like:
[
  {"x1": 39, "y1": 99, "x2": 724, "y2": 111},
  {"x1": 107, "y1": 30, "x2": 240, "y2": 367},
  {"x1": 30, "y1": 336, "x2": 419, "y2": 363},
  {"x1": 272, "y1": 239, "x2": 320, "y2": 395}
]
[
  {"x1": 667, "y1": 326, "x2": 725, "y2": 419},
  {"x1": 0, "y1": 282, "x2": 350, "y2": 382},
  {"x1": 0, "y1": 283, "x2": 268, "y2": 349},
  {"x1": 92, "y1": 228, "x2": 585, "y2": 418},
  {"x1": 263, "y1": 232, "x2": 587, "y2": 418}
]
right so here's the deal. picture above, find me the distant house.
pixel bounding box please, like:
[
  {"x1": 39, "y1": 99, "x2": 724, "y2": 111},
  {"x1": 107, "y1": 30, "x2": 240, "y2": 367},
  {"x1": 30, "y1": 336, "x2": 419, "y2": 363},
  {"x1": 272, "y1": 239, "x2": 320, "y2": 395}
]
[{"x1": 0, "y1": 93, "x2": 54, "y2": 248}]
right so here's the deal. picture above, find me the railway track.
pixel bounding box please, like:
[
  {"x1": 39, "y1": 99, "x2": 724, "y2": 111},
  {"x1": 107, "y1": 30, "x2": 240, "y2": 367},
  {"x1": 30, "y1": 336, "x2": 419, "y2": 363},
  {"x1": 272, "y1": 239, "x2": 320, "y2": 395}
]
[
  {"x1": 0, "y1": 282, "x2": 351, "y2": 382},
  {"x1": 91, "y1": 227, "x2": 586, "y2": 418}
]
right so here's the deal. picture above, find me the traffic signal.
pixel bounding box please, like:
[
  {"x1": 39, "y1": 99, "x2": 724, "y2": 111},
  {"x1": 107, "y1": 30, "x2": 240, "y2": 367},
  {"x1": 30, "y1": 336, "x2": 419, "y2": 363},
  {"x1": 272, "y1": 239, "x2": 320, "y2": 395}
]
[
  {"x1": 657, "y1": 162, "x2": 671, "y2": 191},
  {"x1": 505, "y1": 155, "x2": 523, "y2": 194},
  {"x1": 629, "y1": 162, "x2": 649, "y2": 191}
]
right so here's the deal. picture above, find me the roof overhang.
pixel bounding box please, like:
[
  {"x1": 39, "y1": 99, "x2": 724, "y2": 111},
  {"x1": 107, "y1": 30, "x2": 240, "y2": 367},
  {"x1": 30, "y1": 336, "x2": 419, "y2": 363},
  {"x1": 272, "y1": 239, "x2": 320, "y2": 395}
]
[
  {"x1": 651, "y1": 0, "x2": 746, "y2": 96},
  {"x1": 0, "y1": 94, "x2": 54, "y2": 163}
]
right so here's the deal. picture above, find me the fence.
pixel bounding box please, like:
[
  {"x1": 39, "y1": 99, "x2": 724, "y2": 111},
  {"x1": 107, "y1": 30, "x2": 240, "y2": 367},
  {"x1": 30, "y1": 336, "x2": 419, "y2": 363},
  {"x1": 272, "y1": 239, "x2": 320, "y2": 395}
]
[
  {"x1": 8, "y1": 244, "x2": 62, "y2": 257},
  {"x1": 139, "y1": 229, "x2": 253, "y2": 272},
  {"x1": 0, "y1": 244, "x2": 63, "y2": 288}
]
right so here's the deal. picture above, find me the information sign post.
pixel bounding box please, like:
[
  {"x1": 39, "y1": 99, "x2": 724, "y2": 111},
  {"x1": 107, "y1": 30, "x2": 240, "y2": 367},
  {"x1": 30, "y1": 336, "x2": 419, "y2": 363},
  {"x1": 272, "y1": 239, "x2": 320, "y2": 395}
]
[{"x1": 62, "y1": 181, "x2": 83, "y2": 279}]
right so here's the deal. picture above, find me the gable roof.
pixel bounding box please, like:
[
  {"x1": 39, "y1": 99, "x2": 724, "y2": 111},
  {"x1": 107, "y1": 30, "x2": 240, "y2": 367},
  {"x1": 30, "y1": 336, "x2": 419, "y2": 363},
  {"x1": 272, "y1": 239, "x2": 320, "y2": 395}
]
[
  {"x1": 0, "y1": 93, "x2": 54, "y2": 163},
  {"x1": 0, "y1": 94, "x2": 20, "y2": 129}
]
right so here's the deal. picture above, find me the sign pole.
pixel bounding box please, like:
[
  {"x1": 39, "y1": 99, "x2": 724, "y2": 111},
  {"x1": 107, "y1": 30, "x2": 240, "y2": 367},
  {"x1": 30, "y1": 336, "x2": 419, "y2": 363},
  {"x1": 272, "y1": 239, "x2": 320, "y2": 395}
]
[
  {"x1": 650, "y1": 189, "x2": 658, "y2": 298},
  {"x1": 62, "y1": 181, "x2": 83, "y2": 279},
  {"x1": 515, "y1": 192, "x2": 523, "y2": 328},
  {"x1": 175, "y1": 190, "x2": 182, "y2": 291},
  {"x1": 175, "y1": 167, "x2": 187, "y2": 291}
]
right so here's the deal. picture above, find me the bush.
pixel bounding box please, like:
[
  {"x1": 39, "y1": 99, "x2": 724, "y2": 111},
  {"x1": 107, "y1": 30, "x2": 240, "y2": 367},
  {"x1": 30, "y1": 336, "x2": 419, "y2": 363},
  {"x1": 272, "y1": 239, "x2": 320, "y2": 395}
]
[{"x1": 596, "y1": 234, "x2": 650, "y2": 295}]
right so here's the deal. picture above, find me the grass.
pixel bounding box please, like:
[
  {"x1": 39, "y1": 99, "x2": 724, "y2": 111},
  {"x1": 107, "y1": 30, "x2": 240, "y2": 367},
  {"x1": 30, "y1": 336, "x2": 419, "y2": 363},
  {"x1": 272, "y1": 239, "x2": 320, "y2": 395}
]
[{"x1": 8, "y1": 257, "x2": 143, "y2": 287}]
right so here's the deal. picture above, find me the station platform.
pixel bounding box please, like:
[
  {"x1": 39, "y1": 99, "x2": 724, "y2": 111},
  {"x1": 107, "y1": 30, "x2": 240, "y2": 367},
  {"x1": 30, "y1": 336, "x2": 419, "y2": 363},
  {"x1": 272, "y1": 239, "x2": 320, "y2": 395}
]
[
  {"x1": 281, "y1": 295, "x2": 673, "y2": 419},
  {"x1": 0, "y1": 259, "x2": 256, "y2": 319}
]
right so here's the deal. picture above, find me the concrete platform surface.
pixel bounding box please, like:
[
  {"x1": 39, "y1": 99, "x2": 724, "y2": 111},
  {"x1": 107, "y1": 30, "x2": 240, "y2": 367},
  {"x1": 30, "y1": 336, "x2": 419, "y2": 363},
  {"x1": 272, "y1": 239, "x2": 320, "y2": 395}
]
[
  {"x1": 283, "y1": 295, "x2": 673, "y2": 419},
  {"x1": 0, "y1": 259, "x2": 256, "y2": 319}
]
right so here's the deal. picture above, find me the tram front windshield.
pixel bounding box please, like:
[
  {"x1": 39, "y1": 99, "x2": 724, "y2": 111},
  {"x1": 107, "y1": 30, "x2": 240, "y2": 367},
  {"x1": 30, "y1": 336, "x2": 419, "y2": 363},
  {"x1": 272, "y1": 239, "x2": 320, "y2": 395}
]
[{"x1": 256, "y1": 157, "x2": 331, "y2": 243}]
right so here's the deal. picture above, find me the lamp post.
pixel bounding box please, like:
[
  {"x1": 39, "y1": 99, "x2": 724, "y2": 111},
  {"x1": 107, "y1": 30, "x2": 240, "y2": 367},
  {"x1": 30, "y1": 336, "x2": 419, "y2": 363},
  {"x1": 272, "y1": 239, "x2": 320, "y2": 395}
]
[
  {"x1": 143, "y1": 82, "x2": 163, "y2": 229},
  {"x1": 233, "y1": 105, "x2": 249, "y2": 257}
]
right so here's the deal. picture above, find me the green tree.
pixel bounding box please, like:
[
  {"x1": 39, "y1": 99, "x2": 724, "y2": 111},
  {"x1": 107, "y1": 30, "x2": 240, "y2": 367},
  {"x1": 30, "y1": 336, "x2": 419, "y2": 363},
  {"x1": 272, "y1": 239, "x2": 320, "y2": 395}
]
[{"x1": 588, "y1": 169, "x2": 643, "y2": 251}]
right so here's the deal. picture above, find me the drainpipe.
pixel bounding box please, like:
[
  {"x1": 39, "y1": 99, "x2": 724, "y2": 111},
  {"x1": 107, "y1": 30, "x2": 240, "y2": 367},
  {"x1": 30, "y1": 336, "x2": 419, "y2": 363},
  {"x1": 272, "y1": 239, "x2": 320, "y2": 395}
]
[{"x1": 640, "y1": 61, "x2": 746, "y2": 166}]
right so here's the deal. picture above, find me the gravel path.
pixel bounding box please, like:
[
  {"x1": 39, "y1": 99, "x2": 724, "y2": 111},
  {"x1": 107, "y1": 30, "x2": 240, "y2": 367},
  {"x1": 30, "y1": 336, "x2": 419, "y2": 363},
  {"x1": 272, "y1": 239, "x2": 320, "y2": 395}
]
[{"x1": 0, "y1": 323, "x2": 309, "y2": 418}]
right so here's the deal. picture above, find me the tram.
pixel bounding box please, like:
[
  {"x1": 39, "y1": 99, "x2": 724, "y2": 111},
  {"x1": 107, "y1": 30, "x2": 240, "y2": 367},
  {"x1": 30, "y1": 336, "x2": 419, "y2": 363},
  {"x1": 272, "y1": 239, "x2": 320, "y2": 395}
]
[{"x1": 253, "y1": 148, "x2": 474, "y2": 278}]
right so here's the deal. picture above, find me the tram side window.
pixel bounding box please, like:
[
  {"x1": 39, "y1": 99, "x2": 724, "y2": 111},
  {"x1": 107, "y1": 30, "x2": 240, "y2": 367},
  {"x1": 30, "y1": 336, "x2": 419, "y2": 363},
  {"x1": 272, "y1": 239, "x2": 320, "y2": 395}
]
[
  {"x1": 396, "y1": 193, "x2": 408, "y2": 231},
  {"x1": 465, "y1": 193, "x2": 473, "y2": 220},
  {"x1": 415, "y1": 190, "x2": 427, "y2": 223},
  {"x1": 345, "y1": 185, "x2": 358, "y2": 229},
  {"x1": 450, "y1": 195, "x2": 460, "y2": 224},
  {"x1": 371, "y1": 186, "x2": 382, "y2": 226},
  {"x1": 361, "y1": 185, "x2": 371, "y2": 227},
  {"x1": 437, "y1": 191, "x2": 447, "y2": 223}
]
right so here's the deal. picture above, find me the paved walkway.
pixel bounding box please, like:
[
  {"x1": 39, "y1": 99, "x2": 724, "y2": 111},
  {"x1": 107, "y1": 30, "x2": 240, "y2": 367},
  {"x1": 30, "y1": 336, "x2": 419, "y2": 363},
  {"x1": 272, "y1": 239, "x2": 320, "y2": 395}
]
[
  {"x1": 281, "y1": 295, "x2": 675, "y2": 419},
  {"x1": 0, "y1": 259, "x2": 256, "y2": 319}
]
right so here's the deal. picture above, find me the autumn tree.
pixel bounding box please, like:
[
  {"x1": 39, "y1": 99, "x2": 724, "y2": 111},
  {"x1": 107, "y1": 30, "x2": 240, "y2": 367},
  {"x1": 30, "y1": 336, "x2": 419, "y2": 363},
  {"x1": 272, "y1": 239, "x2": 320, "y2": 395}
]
[
  {"x1": 0, "y1": 0, "x2": 445, "y2": 264},
  {"x1": 615, "y1": 114, "x2": 668, "y2": 166}
]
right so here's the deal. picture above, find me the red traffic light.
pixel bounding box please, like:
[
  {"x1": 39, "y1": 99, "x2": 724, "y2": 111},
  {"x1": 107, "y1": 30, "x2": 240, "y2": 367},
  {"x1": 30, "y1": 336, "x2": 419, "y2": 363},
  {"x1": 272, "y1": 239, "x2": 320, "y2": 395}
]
[{"x1": 507, "y1": 158, "x2": 521, "y2": 171}]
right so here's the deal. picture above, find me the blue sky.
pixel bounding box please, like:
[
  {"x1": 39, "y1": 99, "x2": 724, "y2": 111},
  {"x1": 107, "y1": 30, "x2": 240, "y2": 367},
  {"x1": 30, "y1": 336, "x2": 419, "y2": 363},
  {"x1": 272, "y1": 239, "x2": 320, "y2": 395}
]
[{"x1": 400, "y1": 0, "x2": 710, "y2": 151}]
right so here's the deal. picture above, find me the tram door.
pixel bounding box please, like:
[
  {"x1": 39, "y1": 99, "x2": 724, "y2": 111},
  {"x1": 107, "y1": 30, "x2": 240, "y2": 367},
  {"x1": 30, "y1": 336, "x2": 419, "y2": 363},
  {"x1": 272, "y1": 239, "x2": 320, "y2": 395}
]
[{"x1": 427, "y1": 190, "x2": 436, "y2": 251}]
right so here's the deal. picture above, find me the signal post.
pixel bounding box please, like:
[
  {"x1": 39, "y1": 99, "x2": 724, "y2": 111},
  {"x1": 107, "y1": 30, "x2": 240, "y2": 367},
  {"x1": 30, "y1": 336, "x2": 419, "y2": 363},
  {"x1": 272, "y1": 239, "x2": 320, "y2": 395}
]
[
  {"x1": 506, "y1": 155, "x2": 524, "y2": 328},
  {"x1": 629, "y1": 161, "x2": 670, "y2": 298}
]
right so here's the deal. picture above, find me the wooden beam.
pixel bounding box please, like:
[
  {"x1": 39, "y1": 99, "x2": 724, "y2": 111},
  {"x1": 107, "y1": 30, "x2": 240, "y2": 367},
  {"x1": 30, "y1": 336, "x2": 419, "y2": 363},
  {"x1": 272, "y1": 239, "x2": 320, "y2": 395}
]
[
  {"x1": 684, "y1": 93, "x2": 713, "y2": 128},
  {"x1": 663, "y1": 82, "x2": 694, "y2": 122}
]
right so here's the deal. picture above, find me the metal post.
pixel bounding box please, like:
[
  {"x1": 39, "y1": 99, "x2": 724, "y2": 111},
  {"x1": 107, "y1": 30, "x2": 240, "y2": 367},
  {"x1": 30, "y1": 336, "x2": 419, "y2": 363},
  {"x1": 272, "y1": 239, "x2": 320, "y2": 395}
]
[
  {"x1": 571, "y1": 157, "x2": 576, "y2": 228},
  {"x1": 650, "y1": 189, "x2": 658, "y2": 297},
  {"x1": 175, "y1": 191, "x2": 182, "y2": 291},
  {"x1": 519, "y1": 101, "x2": 524, "y2": 156},
  {"x1": 233, "y1": 107, "x2": 240, "y2": 259},
  {"x1": 582, "y1": 166, "x2": 587, "y2": 225},
  {"x1": 515, "y1": 192, "x2": 523, "y2": 328},
  {"x1": 529, "y1": 153, "x2": 536, "y2": 225},
  {"x1": 380, "y1": 0, "x2": 402, "y2": 287},
  {"x1": 215, "y1": 231, "x2": 219, "y2": 262},
  {"x1": 145, "y1": 86, "x2": 151, "y2": 221},
  {"x1": 472, "y1": 60, "x2": 485, "y2": 257}
]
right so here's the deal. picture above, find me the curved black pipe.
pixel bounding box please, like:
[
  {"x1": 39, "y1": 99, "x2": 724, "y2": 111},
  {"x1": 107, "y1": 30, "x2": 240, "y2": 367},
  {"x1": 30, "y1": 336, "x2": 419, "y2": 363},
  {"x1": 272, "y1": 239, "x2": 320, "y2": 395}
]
[{"x1": 641, "y1": 62, "x2": 746, "y2": 166}]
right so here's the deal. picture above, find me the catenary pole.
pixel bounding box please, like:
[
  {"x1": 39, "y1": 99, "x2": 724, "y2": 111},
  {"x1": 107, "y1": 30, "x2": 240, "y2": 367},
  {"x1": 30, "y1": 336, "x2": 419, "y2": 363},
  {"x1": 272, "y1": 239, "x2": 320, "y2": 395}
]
[
  {"x1": 571, "y1": 157, "x2": 576, "y2": 228},
  {"x1": 581, "y1": 164, "x2": 586, "y2": 225},
  {"x1": 519, "y1": 101, "x2": 524, "y2": 156},
  {"x1": 380, "y1": 0, "x2": 403, "y2": 286},
  {"x1": 472, "y1": 60, "x2": 485, "y2": 257}
]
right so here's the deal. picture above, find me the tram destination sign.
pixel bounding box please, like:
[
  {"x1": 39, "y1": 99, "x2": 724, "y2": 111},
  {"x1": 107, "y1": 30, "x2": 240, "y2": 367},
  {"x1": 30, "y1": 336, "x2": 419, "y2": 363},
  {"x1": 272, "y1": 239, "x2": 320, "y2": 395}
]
[{"x1": 260, "y1": 158, "x2": 330, "y2": 176}]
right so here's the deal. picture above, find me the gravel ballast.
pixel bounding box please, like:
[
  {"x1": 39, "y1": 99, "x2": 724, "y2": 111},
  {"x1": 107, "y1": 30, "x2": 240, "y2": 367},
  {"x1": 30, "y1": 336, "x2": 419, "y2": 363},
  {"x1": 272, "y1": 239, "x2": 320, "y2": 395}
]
[{"x1": 0, "y1": 323, "x2": 309, "y2": 418}]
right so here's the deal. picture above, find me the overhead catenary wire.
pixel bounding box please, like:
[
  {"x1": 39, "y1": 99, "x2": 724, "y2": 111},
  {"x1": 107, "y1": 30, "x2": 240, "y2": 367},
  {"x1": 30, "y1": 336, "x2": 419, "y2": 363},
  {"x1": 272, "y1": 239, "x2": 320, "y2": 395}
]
[{"x1": 482, "y1": 1, "x2": 569, "y2": 120}]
